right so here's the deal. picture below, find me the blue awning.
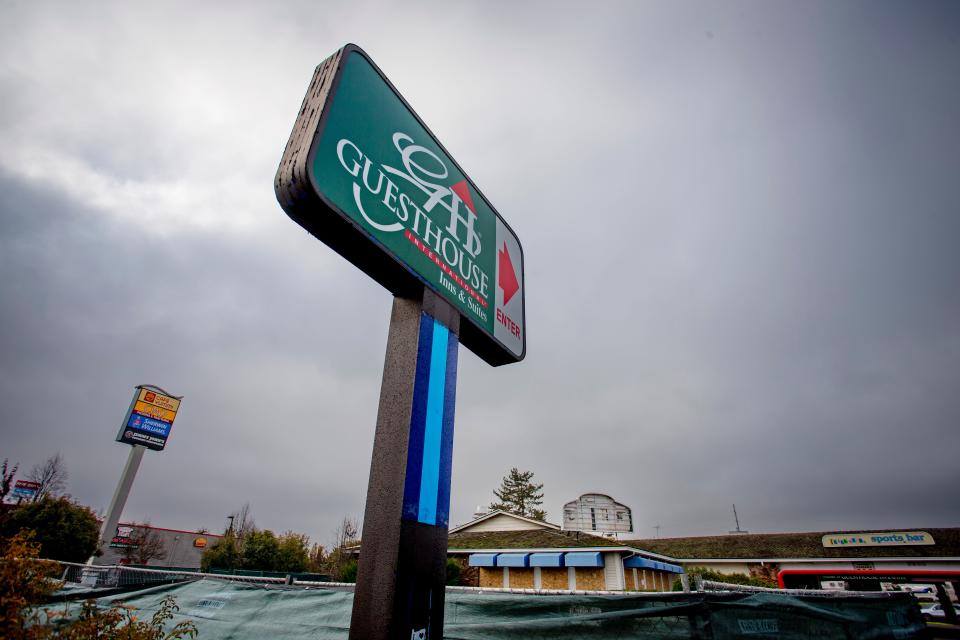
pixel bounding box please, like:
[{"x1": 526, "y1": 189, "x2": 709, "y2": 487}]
[
  {"x1": 624, "y1": 557, "x2": 685, "y2": 574},
  {"x1": 529, "y1": 552, "x2": 564, "y2": 567},
  {"x1": 468, "y1": 553, "x2": 498, "y2": 567},
  {"x1": 624, "y1": 557, "x2": 657, "y2": 570},
  {"x1": 496, "y1": 553, "x2": 530, "y2": 567},
  {"x1": 563, "y1": 552, "x2": 603, "y2": 567}
]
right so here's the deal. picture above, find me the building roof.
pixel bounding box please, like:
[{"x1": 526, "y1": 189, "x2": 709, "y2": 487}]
[
  {"x1": 450, "y1": 528, "x2": 626, "y2": 551},
  {"x1": 449, "y1": 510, "x2": 560, "y2": 534},
  {"x1": 625, "y1": 528, "x2": 960, "y2": 560}
]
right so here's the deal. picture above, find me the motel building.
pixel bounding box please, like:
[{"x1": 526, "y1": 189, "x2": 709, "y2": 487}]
[{"x1": 446, "y1": 511, "x2": 684, "y2": 591}]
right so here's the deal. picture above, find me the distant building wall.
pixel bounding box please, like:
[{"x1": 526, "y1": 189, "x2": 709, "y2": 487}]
[
  {"x1": 95, "y1": 524, "x2": 220, "y2": 569},
  {"x1": 574, "y1": 568, "x2": 606, "y2": 590},
  {"x1": 562, "y1": 494, "x2": 633, "y2": 534},
  {"x1": 623, "y1": 568, "x2": 673, "y2": 591},
  {"x1": 509, "y1": 568, "x2": 535, "y2": 589},
  {"x1": 479, "y1": 567, "x2": 501, "y2": 588},
  {"x1": 540, "y1": 568, "x2": 568, "y2": 589}
]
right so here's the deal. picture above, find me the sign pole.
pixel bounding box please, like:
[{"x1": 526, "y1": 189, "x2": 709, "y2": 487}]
[
  {"x1": 350, "y1": 288, "x2": 459, "y2": 640},
  {"x1": 91, "y1": 444, "x2": 145, "y2": 563}
]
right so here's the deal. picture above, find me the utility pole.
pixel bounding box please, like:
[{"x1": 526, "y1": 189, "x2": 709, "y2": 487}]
[{"x1": 729, "y1": 504, "x2": 748, "y2": 534}]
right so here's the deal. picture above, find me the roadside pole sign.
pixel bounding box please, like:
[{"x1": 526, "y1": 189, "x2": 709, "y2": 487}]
[
  {"x1": 275, "y1": 44, "x2": 527, "y2": 640},
  {"x1": 95, "y1": 385, "x2": 184, "y2": 565},
  {"x1": 275, "y1": 43, "x2": 525, "y2": 367},
  {"x1": 12, "y1": 480, "x2": 40, "y2": 500},
  {"x1": 116, "y1": 386, "x2": 182, "y2": 451}
]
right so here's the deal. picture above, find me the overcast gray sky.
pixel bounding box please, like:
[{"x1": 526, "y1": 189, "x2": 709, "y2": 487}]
[{"x1": 1, "y1": 1, "x2": 958, "y2": 548}]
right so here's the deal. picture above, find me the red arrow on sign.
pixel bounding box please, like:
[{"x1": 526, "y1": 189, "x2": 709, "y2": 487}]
[
  {"x1": 498, "y1": 242, "x2": 519, "y2": 306},
  {"x1": 450, "y1": 180, "x2": 476, "y2": 214}
]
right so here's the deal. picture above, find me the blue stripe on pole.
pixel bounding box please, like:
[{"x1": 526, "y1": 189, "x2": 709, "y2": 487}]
[
  {"x1": 434, "y1": 330, "x2": 458, "y2": 528},
  {"x1": 401, "y1": 312, "x2": 459, "y2": 527},
  {"x1": 401, "y1": 313, "x2": 434, "y2": 522},
  {"x1": 417, "y1": 321, "x2": 449, "y2": 525}
]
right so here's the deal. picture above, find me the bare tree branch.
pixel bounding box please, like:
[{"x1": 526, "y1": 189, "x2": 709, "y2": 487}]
[
  {"x1": 27, "y1": 453, "x2": 68, "y2": 501},
  {"x1": 1, "y1": 459, "x2": 19, "y2": 503},
  {"x1": 228, "y1": 502, "x2": 256, "y2": 541},
  {"x1": 120, "y1": 522, "x2": 168, "y2": 565}
]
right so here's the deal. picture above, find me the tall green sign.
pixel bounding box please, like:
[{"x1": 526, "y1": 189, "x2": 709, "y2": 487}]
[{"x1": 276, "y1": 44, "x2": 525, "y2": 366}]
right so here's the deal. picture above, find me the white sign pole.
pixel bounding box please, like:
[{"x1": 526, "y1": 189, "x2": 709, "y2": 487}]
[{"x1": 89, "y1": 444, "x2": 145, "y2": 564}]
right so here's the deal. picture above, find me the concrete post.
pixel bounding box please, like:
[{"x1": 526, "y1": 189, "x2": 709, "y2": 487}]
[
  {"x1": 936, "y1": 582, "x2": 959, "y2": 625},
  {"x1": 349, "y1": 289, "x2": 460, "y2": 640}
]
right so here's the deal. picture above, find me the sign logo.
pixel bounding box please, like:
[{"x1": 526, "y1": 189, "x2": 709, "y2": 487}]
[
  {"x1": 276, "y1": 44, "x2": 525, "y2": 366},
  {"x1": 336, "y1": 132, "x2": 490, "y2": 312},
  {"x1": 822, "y1": 531, "x2": 935, "y2": 547}
]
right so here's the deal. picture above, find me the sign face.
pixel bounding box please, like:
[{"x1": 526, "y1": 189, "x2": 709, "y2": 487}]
[
  {"x1": 12, "y1": 480, "x2": 40, "y2": 500},
  {"x1": 275, "y1": 44, "x2": 525, "y2": 366},
  {"x1": 822, "y1": 531, "x2": 935, "y2": 548},
  {"x1": 138, "y1": 389, "x2": 181, "y2": 412},
  {"x1": 116, "y1": 385, "x2": 181, "y2": 451},
  {"x1": 110, "y1": 524, "x2": 138, "y2": 548},
  {"x1": 133, "y1": 401, "x2": 177, "y2": 423}
]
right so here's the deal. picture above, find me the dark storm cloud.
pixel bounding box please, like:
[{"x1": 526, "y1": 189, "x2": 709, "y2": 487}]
[
  {"x1": 0, "y1": 169, "x2": 393, "y2": 539},
  {"x1": 1, "y1": 1, "x2": 958, "y2": 546}
]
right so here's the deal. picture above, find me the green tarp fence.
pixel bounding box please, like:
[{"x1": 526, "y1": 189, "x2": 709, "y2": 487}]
[{"x1": 56, "y1": 578, "x2": 926, "y2": 639}]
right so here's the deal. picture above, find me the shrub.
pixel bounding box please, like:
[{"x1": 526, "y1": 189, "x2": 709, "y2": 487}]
[
  {"x1": 445, "y1": 558, "x2": 462, "y2": 586},
  {"x1": 673, "y1": 567, "x2": 778, "y2": 591},
  {"x1": 1, "y1": 530, "x2": 197, "y2": 639},
  {"x1": 200, "y1": 533, "x2": 240, "y2": 572},
  {"x1": 339, "y1": 559, "x2": 358, "y2": 583},
  {"x1": 0, "y1": 497, "x2": 99, "y2": 563}
]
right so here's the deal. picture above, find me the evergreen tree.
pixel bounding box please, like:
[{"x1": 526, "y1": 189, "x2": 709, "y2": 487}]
[
  {"x1": 200, "y1": 532, "x2": 241, "y2": 572},
  {"x1": 241, "y1": 529, "x2": 280, "y2": 571},
  {"x1": 276, "y1": 531, "x2": 310, "y2": 573},
  {"x1": 489, "y1": 467, "x2": 546, "y2": 520}
]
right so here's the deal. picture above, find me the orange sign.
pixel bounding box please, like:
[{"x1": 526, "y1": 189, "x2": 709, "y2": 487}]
[
  {"x1": 138, "y1": 389, "x2": 181, "y2": 413},
  {"x1": 133, "y1": 401, "x2": 176, "y2": 423},
  {"x1": 193, "y1": 537, "x2": 207, "y2": 548}
]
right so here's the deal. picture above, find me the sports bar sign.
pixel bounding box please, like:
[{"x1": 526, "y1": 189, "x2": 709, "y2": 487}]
[
  {"x1": 116, "y1": 386, "x2": 181, "y2": 451},
  {"x1": 275, "y1": 44, "x2": 524, "y2": 366}
]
